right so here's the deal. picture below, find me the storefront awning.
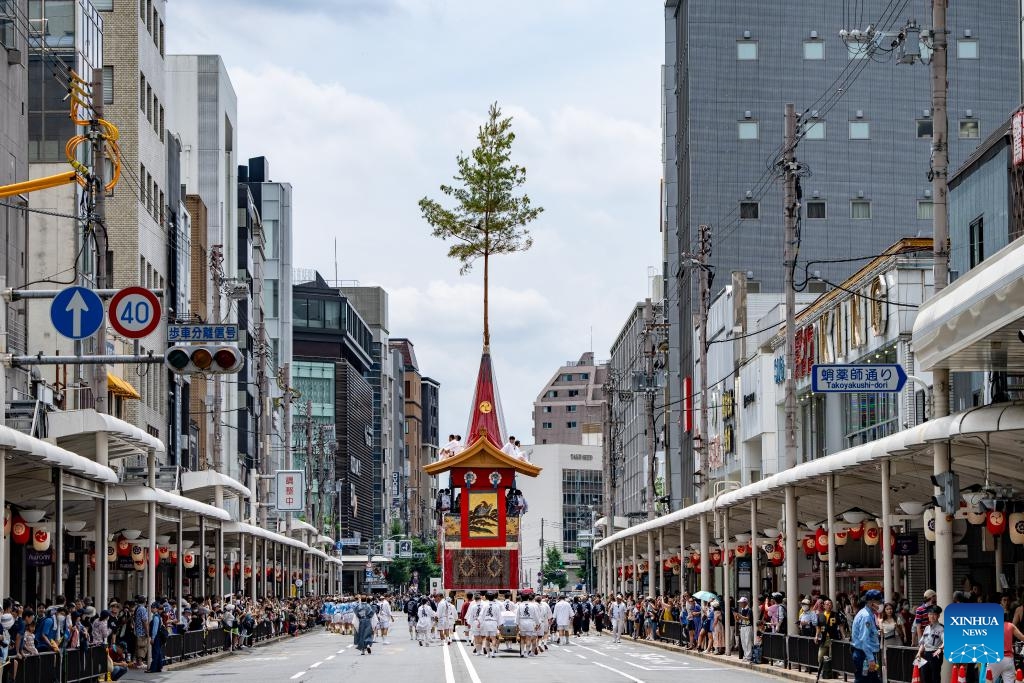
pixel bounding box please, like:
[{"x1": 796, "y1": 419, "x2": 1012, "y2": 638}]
[
  {"x1": 223, "y1": 521, "x2": 309, "y2": 550},
  {"x1": 0, "y1": 424, "x2": 118, "y2": 484},
  {"x1": 180, "y1": 469, "x2": 251, "y2": 500},
  {"x1": 913, "y1": 237, "x2": 1024, "y2": 371},
  {"x1": 106, "y1": 372, "x2": 140, "y2": 399},
  {"x1": 108, "y1": 485, "x2": 230, "y2": 521}
]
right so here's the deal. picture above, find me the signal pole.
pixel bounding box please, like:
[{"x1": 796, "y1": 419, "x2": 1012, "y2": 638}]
[
  {"x1": 783, "y1": 102, "x2": 799, "y2": 637},
  {"x1": 642, "y1": 299, "x2": 657, "y2": 521},
  {"x1": 89, "y1": 68, "x2": 108, "y2": 415},
  {"x1": 696, "y1": 225, "x2": 711, "y2": 498},
  {"x1": 210, "y1": 245, "x2": 224, "y2": 472}
]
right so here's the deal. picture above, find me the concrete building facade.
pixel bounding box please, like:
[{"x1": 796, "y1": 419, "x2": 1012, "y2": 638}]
[
  {"x1": 663, "y1": 0, "x2": 1022, "y2": 505},
  {"x1": 532, "y1": 352, "x2": 607, "y2": 446},
  {"x1": 389, "y1": 338, "x2": 435, "y2": 538}
]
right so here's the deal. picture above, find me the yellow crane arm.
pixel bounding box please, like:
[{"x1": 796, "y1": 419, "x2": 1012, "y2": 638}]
[{"x1": 0, "y1": 171, "x2": 78, "y2": 200}]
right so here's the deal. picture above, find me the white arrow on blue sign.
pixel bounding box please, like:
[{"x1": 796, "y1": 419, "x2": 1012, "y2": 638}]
[
  {"x1": 50, "y1": 286, "x2": 104, "y2": 340},
  {"x1": 811, "y1": 363, "x2": 908, "y2": 393}
]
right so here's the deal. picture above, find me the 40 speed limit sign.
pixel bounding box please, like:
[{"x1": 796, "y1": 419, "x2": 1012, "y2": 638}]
[{"x1": 109, "y1": 286, "x2": 161, "y2": 339}]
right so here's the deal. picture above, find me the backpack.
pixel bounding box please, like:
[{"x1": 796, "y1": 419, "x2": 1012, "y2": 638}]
[{"x1": 155, "y1": 617, "x2": 168, "y2": 645}]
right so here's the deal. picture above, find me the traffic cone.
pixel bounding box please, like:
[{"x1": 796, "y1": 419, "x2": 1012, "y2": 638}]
[
  {"x1": 958, "y1": 665, "x2": 968, "y2": 683},
  {"x1": 1016, "y1": 668, "x2": 1023, "y2": 681},
  {"x1": 988, "y1": 667, "x2": 995, "y2": 681},
  {"x1": 911, "y1": 664, "x2": 921, "y2": 683}
]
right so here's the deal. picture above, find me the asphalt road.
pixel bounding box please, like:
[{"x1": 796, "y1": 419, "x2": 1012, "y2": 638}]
[{"x1": 119, "y1": 624, "x2": 789, "y2": 683}]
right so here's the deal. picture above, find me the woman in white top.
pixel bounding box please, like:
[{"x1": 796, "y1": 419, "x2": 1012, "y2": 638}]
[
  {"x1": 377, "y1": 598, "x2": 393, "y2": 644},
  {"x1": 916, "y1": 605, "x2": 944, "y2": 683},
  {"x1": 437, "y1": 596, "x2": 457, "y2": 645}
]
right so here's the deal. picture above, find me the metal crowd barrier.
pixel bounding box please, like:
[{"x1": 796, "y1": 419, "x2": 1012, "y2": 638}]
[
  {"x1": 761, "y1": 632, "x2": 788, "y2": 664},
  {"x1": 884, "y1": 645, "x2": 920, "y2": 683},
  {"x1": 656, "y1": 620, "x2": 688, "y2": 646},
  {"x1": 787, "y1": 635, "x2": 819, "y2": 672}
]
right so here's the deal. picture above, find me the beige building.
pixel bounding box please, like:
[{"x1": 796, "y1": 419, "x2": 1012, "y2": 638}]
[
  {"x1": 102, "y1": 0, "x2": 170, "y2": 441},
  {"x1": 532, "y1": 352, "x2": 608, "y2": 446}
]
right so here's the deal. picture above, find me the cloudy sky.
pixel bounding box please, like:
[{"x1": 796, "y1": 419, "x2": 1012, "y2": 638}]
[{"x1": 167, "y1": 0, "x2": 663, "y2": 442}]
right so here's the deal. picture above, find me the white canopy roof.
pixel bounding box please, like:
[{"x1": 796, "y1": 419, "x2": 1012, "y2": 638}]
[
  {"x1": 317, "y1": 535, "x2": 334, "y2": 546},
  {"x1": 0, "y1": 424, "x2": 118, "y2": 484},
  {"x1": 223, "y1": 521, "x2": 309, "y2": 550},
  {"x1": 108, "y1": 485, "x2": 230, "y2": 521},
  {"x1": 48, "y1": 409, "x2": 165, "y2": 458},
  {"x1": 305, "y1": 547, "x2": 330, "y2": 560},
  {"x1": 594, "y1": 402, "x2": 1024, "y2": 552},
  {"x1": 180, "y1": 470, "x2": 252, "y2": 499},
  {"x1": 913, "y1": 237, "x2": 1024, "y2": 372},
  {"x1": 279, "y1": 519, "x2": 317, "y2": 536}
]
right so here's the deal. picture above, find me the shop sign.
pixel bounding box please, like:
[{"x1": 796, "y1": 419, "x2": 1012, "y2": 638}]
[{"x1": 27, "y1": 549, "x2": 53, "y2": 567}]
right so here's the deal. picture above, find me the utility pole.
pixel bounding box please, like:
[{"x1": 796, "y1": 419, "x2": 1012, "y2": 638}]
[
  {"x1": 258, "y1": 323, "x2": 270, "y2": 529},
  {"x1": 928, "y1": 0, "x2": 952, "y2": 627},
  {"x1": 305, "y1": 400, "x2": 313, "y2": 526},
  {"x1": 89, "y1": 68, "x2": 108, "y2": 415},
  {"x1": 209, "y1": 245, "x2": 224, "y2": 472},
  {"x1": 782, "y1": 102, "x2": 799, "y2": 637},
  {"x1": 280, "y1": 362, "x2": 294, "y2": 534},
  {"x1": 642, "y1": 298, "x2": 657, "y2": 521},
  {"x1": 696, "y1": 225, "x2": 711, "y2": 499},
  {"x1": 602, "y1": 375, "x2": 614, "y2": 535}
]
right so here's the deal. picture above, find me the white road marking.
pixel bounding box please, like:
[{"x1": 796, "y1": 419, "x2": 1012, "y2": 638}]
[
  {"x1": 576, "y1": 644, "x2": 611, "y2": 657},
  {"x1": 347, "y1": 645, "x2": 354, "y2": 649},
  {"x1": 443, "y1": 639, "x2": 456, "y2": 683},
  {"x1": 326, "y1": 655, "x2": 335, "y2": 660},
  {"x1": 575, "y1": 653, "x2": 588, "y2": 659},
  {"x1": 338, "y1": 649, "x2": 346, "y2": 653},
  {"x1": 309, "y1": 661, "x2": 322, "y2": 668},
  {"x1": 289, "y1": 673, "x2": 304, "y2": 680},
  {"x1": 453, "y1": 639, "x2": 483, "y2": 683},
  {"x1": 594, "y1": 661, "x2": 646, "y2": 683}
]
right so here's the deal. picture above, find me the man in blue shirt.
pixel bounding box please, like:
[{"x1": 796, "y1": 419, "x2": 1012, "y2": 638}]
[
  {"x1": 851, "y1": 589, "x2": 883, "y2": 683},
  {"x1": 148, "y1": 602, "x2": 165, "y2": 673},
  {"x1": 133, "y1": 597, "x2": 149, "y2": 668}
]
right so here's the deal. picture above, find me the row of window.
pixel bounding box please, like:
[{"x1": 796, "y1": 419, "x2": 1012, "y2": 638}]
[
  {"x1": 540, "y1": 422, "x2": 578, "y2": 429},
  {"x1": 138, "y1": 0, "x2": 165, "y2": 56},
  {"x1": 558, "y1": 372, "x2": 590, "y2": 382},
  {"x1": 739, "y1": 199, "x2": 934, "y2": 221},
  {"x1": 738, "y1": 117, "x2": 979, "y2": 140},
  {"x1": 544, "y1": 389, "x2": 581, "y2": 398},
  {"x1": 540, "y1": 405, "x2": 579, "y2": 413},
  {"x1": 139, "y1": 72, "x2": 165, "y2": 141},
  {"x1": 138, "y1": 163, "x2": 164, "y2": 225},
  {"x1": 736, "y1": 37, "x2": 978, "y2": 61}
]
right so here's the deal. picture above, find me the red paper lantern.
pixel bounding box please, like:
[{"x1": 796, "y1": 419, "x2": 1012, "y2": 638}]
[
  {"x1": 157, "y1": 546, "x2": 170, "y2": 561},
  {"x1": 117, "y1": 538, "x2": 131, "y2": 557},
  {"x1": 710, "y1": 548, "x2": 722, "y2": 567},
  {"x1": 207, "y1": 564, "x2": 216, "y2": 578},
  {"x1": 133, "y1": 556, "x2": 146, "y2": 571},
  {"x1": 815, "y1": 527, "x2": 828, "y2": 552},
  {"x1": 663, "y1": 559, "x2": 673, "y2": 572},
  {"x1": 107, "y1": 541, "x2": 116, "y2": 563},
  {"x1": 770, "y1": 545, "x2": 784, "y2": 567},
  {"x1": 728, "y1": 549, "x2": 736, "y2": 564},
  {"x1": 689, "y1": 552, "x2": 700, "y2": 568},
  {"x1": 848, "y1": 522, "x2": 864, "y2": 541},
  {"x1": 11, "y1": 518, "x2": 28, "y2": 545},
  {"x1": 183, "y1": 553, "x2": 195, "y2": 569},
  {"x1": 616, "y1": 567, "x2": 622, "y2": 578},
  {"x1": 244, "y1": 564, "x2": 252, "y2": 578},
  {"x1": 32, "y1": 528, "x2": 50, "y2": 552},
  {"x1": 988, "y1": 510, "x2": 1008, "y2": 536},
  {"x1": 233, "y1": 562, "x2": 241, "y2": 577},
  {"x1": 735, "y1": 543, "x2": 750, "y2": 558},
  {"x1": 803, "y1": 535, "x2": 816, "y2": 557}
]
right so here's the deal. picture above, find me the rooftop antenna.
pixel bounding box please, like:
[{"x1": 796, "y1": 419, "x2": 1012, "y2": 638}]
[{"x1": 334, "y1": 238, "x2": 339, "y2": 286}]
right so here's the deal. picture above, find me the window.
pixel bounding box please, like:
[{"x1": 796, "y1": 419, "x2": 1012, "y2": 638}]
[
  {"x1": 917, "y1": 119, "x2": 933, "y2": 138},
  {"x1": 566, "y1": 405, "x2": 578, "y2": 413},
  {"x1": 969, "y1": 215, "x2": 984, "y2": 268},
  {"x1": 851, "y1": 200, "x2": 871, "y2": 219},
  {"x1": 139, "y1": 73, "x2": 146, "y2": 111},
  {"x1": 546, "y1": 390, "x2": 558, "y2": 398},
  {"x1": 740, "y1": 201, "x2": 759, "y2": 219},
  {"x1": 325, "y1": 300, "x2": 341, "y2": 329},
  {"x1": 736, "y1": 41, "x2": 757, "y2": 60},
  {"x1": 957, "y1": 39, "x2": 978, "y2": 59},
  {"x1": 567, "y1": 389, "x2": 580, "y2": 397},
  {"x1": 738, "y1": 121, "x2": 759, "y2": 140},
  {"x1": 959, "y1": 120, "x2": 980, "y2": 138},
  {"x1": 146, "y1": 84, "x2": 152, "y2": 122},
  {"x1": 806, "y1": 201, "x2": 826, "y2": 219},
  {"x1": 159, "y1": 105, "x2": 164, "y2": 141},
  {"x1": 579, "y1": 372, "x2": 589, "y2": 380},
  {"x1": 350, "y1": 458, "x2": 361, "y2": 476},
  {"x1": 139, "y1": 163, "x2": 146, "y2": 207},
  {"x1": 93, "y1": 0, "x2": 112, "y2": 9},
  {"x1": 542, "y1": 406, "x2": 552, "y2": 413},
  {"x1": 98, "y1": 66, "x2": 113, "y2": 104},
  {"x1": 560, "y1": 373, "x2": 573, "y2": 382},
  {"x1": 847, "y1": 41, "x2": 869, "y2": 60},
  {"x1": 542, "y1": 422, "x2": 552, "y2": 430},
  {"x1": 264, "y1": 279, "x2": 279, "y2": 316},
  {"x1": 139, "y1": 0, "x2": 145, "y2": 20},
  {"x1": 802, "y1": 121, "x2": 825, "y2": 139},
  {"x1": 849, "y1": 121, "x2": 870, "y2": 139},
  {"x1": 566, "y1": 421, "x2": 578, "y2": 429},
  {"x1": 803, "y1": 40, "x2": 825, "y2": 60},
  {"x1": 917, "y1": 200, "x2": 934, "y2": 220}
]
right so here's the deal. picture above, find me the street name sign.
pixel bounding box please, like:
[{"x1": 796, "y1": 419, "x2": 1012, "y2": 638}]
[
  {"x1": 50, "y1": 286, "x2": 104, "y2": 340},
  {"x1": 109, "y1": 286, "x2": 161, "y2": 339},
  {"x1": 167, "y1": 323, "x2": 238, "y2": 342},
  {"x1": 810, "y1": 363, "x2": 908, "y2": 393}
]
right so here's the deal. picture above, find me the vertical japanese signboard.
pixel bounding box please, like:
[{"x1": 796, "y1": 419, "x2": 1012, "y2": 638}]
[
  {"x1": 275, "y1": 470, "x2": 306, "y2": 512},
  {"x1": 1013, "y1": 110, "x2": 1024, "y2": 167}
]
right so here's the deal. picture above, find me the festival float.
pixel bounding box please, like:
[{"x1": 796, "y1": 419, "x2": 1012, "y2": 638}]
[{"x1": 422, "y1": 351, "x2": 541, "y2": 594}]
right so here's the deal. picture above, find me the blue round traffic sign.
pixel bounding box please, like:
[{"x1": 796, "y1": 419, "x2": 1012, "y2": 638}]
[{"x1": 50, "y1": 286, "x2": 104, "y2": 340}]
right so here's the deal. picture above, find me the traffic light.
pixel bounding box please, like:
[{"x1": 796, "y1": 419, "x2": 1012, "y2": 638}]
[
  {"x1": 931, "y1": 471, "x2": 960, "y2": 516},
  {"x1": 164, "y1": 345, "x2": 244, "y2": 375}
]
